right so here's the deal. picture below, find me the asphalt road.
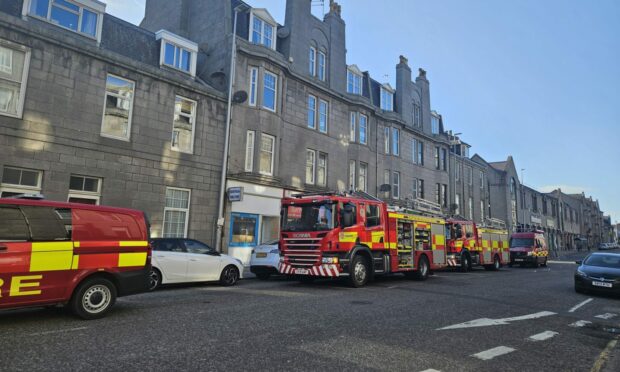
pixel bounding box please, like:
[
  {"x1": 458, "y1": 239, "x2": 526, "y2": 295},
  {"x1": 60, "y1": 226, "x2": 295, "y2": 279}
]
[{"x1": 1, "y1": 252, "x2": 620, "y2": 372}]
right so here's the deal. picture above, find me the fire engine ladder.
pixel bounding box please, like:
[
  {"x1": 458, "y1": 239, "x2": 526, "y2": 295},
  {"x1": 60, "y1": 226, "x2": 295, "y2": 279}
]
[{"x1": 482, "y1": 217, "x2": 507, "y2": 230}]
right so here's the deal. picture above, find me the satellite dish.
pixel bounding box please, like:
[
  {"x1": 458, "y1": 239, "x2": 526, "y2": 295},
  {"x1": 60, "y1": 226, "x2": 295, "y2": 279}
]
[
  {"x1": 232, "y1": 90, "x2": 248, "y2": 104},
  {"x1": 379, "y1": 184, "x2": 391, "y2": 193},
  {"x1": 277, "y1": 26, "x2": 290, "y2": 38}
]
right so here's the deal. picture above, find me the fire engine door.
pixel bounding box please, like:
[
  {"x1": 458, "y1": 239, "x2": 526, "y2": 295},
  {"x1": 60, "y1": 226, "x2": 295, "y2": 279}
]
[{"x1": 431, "y1": 223, "x2": 446, "y2": 265}]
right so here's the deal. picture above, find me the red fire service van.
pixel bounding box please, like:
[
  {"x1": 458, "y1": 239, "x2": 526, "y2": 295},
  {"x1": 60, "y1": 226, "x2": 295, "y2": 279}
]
[
  {"x1": 509, "y1": 230, "x2": 549, "y2": 267},
  {"x1": 444, "y1": 218, "x2": 509, "y2": 271},
  {"x1": 278, "y1": 191, "x2": 450, "y2": 287},
  {"x1": 0, "y1": 198, "x2": 151, "y2": 319}
]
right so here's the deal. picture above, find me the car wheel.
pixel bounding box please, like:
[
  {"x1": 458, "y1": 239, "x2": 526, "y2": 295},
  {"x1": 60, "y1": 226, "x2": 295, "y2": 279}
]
[
  {"x1": 415, "y1": 256, "x2": 430, "y2": 281},
  {"x1": 256, "y1": 273, "x2": 271, "y2": 280},
  {"x1": 148, "y1": 268, "x2": 162, "y2": 291},
  {"x1": 70, "y1": 277, "x2": 117, "y2": 320},
  {"x1": 220, "y1": 265, "x2": 240, "y2": 286},
  {"x1": 348, "y1": 255, "x2": 370, "y2": 287}
]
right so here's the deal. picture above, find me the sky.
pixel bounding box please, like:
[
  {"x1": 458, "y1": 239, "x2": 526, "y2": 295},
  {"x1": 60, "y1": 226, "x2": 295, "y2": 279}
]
[{"x1": 103, "y1": 0, "x2": 620, "y2": 223}]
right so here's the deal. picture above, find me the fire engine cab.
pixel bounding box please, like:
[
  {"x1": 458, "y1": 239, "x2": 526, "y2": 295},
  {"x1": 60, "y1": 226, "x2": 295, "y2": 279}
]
[
  {"x1": 278, "y1": 191, "x2": 449, "y2": 287},
  {"x1": 444, "y1": 218, "x2": 509, "y2": 271}
]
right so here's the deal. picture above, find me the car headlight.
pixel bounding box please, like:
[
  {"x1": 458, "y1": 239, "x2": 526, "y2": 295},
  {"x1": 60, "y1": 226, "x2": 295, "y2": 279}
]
[
  {"x1": 322, "y1": 257, "x2": 339, "y2": 264},
  {"x1": 576, "y1": 269, "x2": 587, "y2": 277}
]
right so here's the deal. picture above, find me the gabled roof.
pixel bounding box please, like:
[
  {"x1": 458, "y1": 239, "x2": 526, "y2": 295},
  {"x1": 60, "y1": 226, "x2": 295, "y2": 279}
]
[
  {"x1": 251, "y1": 8, "x2": 277, "y2": 25},
  {"x1": 347, "y1": 64, "x2": 363, "y2": 75},
  {"x1": 381, "y1": 83, "x2": 395, "y2": 93},
  {"x1": 489, "y1": 161, "x2": 508, "y2": 172}
]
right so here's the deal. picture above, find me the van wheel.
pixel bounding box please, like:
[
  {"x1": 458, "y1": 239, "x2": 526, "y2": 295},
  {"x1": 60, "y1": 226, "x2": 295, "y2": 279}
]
[
  {"x1": 415, "y1": 256, "x2": 430, "y2": 281},
  {"x1": 148, "y1": 268, "x2": 162, "y2": 291},
  {"x1": 348, "y1": 255, "x2": 370, "y2": 287},
  {"x1": 220, "y1": 265, "x2": 240, "y2": 286},
  {"x1": 70, "y1": 277, "x2": 117, "y2": 320}
]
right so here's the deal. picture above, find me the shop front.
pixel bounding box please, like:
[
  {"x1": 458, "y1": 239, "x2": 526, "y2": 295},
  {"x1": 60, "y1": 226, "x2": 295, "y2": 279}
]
[{"x1": 224, "y1": 180, "x2": 284, "y2": 265}]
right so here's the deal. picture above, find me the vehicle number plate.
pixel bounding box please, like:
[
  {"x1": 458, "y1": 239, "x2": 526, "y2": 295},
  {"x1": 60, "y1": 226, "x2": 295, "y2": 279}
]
[
  {"x1": 514, "y1": 258, "x2": 524, "y2": 262},
  {"x1": 592, "y1": 281, "x2": 612, "y2": 288},
  {"x1": 296, "y1": 268, "x2": 309, "y2": 275},
  {"x1": 256, "y1": 252, "x2": 267, "y2": 258}
]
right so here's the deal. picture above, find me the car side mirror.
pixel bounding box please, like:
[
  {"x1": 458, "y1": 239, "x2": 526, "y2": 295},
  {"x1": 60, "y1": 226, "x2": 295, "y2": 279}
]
[{"x1": 575, "y1": 260, "x2": 582, "y2": 265}]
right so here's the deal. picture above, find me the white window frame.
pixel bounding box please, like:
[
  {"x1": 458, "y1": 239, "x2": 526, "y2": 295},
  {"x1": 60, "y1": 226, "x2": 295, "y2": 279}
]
[
  {"x1": 455, "y1": 194, "x2": 461, "y2": 215},
  {"x1": 157, "y1": 32, "x2": 198, "y2": 76},
  {"x1": 392, "y1": 128, "x2": 400, "y2": 156},
  {"x1": 318, "y1": 99, "x2": 328, "y2": 133},
  {"x1": 348, "y1": 160, "x2": 356, "y2": 190},
  {"x1": 413, "y1": 103, "x2": 421, "y2": 127},
  {"x1": 392, "y1": 171, "x2": 400, "y2": 199},
  {"x1": 162, "y1": 187, "x2": 191, "y2": 238},
  {"x1": 412, "y1": 178, "x2": 418, "y2": 199},
  {"x1": 347, "y1": 65, "x2": 363, "y2": 95},
  {"x1": 259, "y1": 133, "x2": 275, "y2": 176},
  {"x1": 317, "y1": 152, "x2": 327, "y2": 187},
  {"x1": 317, "y1": 51, "x2": 326, "y2": 81},
  {"x1": 245, "y1": 130, "x2": 255, "y2": 172},
  {"x1": 380, "y1": 85, "x2": 394, "y2": 111},
  {"x1": 358, "y1": 162, "x2": 367, "y2": 192},
  {"x1": 309, "y1": 46, "x2": 316, "y2": 76},
  {"x1": 468, "y1": 197, "x2": 474, "y2": 220},
  {"x1": 249, "y1": 67, "x2": 258, "y2": 106},
  {"x1": 0, "y1": 41, "x2": 31, "y2": 119},
  {"x1": 100, "y1": 73, "x2": 135, "y2": 141},
  {"x1": 68, "y1": 174, "x2": 102, "y2": 205},
  {"x1": 306, "y1": 149, "x2": 316, "y2": 185},
  {"x1": 384, "y1": 127, "x2": 390, "y2": 154},
  {"x1": 431, "y1": 113, "x2": 440, "y2": 134},
  {"x1": 308, "y1": 95, "x2": 317, "y2": 129},
  {"x1": 249, "y1": 10, "x2": 276, "y2": 50},
  {"x1": 23, "y1": 0, "x2": 105, "y2": 42},
  {"x1": 171, "y1": 95, "x2": 197, "y2": 154},
  {"x1": 262, "y1": 71, "x2": 277, "y2": 112},
  {"x1": 349, "y1": 112, "x2": 356, "y2": 142},
  {"x1": 0, "y1": 166, "x2": 42, "y2": 196},
  {"x1": 359, "y1": 114, "x2": 368, "y2": 145}
]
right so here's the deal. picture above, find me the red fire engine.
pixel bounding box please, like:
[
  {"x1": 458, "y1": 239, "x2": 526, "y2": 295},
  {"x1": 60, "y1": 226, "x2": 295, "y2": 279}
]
[
  {"x1": 278, "y1": 191, "x2": 450, "y2": 287},
  {"x1": 444, "y1": 218, "x2": 509, "y2": 271}
]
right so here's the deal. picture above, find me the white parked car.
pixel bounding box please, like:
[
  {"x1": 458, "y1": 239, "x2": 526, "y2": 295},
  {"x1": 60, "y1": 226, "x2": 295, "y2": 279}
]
[
  {"x1": 149, "y1": 238, "x2": 243, "y2": 290},
  {"x1": 250, "y1": 239, "x2": 280, "y2": 280}
]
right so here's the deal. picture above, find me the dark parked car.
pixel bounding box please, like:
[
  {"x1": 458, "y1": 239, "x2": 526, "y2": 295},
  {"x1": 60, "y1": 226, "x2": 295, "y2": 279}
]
[{"x1": 575, "y1": 252, "x2": 620, "y2": 295}]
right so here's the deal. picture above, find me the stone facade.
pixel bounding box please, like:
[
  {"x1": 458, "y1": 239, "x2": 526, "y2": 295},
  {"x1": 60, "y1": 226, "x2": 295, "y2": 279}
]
[{"x1": 0, "y1": 1, "x2": 227, "y2": 245}]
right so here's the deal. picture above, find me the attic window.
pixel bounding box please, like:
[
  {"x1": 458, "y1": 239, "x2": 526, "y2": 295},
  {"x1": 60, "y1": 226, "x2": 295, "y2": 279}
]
[
  {"x1": 380, "y1": 84, "x2": 394, "y2": 111},
  {"x1": 249, "y1": 10, "x2": 276, "y2": 50},
  {"x1": 347, "y1": 65, "x2": 362, "y2": 95},
  {"x1": 155, "y1": 30, "x2": 198, "y2": 77},
  {"x1": 25, "y1": 0, "x2": 105, "y2": 42}
]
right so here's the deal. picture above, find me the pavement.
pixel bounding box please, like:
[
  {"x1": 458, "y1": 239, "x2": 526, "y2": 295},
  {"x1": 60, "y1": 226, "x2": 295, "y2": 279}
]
[{"x1": 1, "y1": 249, "x2": 620, "y2": 371}]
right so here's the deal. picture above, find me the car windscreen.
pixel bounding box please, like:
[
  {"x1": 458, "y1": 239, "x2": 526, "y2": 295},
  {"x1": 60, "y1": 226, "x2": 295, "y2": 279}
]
[
  {"x1": 281, "y1": 202, "x2": 335, "y2": 232},
  {"x1": 584, "y1": 255, "x2": 620, "y2": 268},
  {"x1": 510, "y1": 238, "x2": 534, "y2": 248}
]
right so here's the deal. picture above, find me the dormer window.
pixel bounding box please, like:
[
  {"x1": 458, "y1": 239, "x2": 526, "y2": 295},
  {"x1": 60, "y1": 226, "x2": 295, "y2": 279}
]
[
  {"x1": 347, "y1": 65, "x2": 362, "y2": 95},
  {"x1": 249, "y1": 9, "x2": 277, "y2": 50},
  {"x1": 431, "y1": 112, "x2": 440, "y2": 134},
  {"x1": 24, "y1": 0, "x2": 105, "y2": 41},
  {"x1": 380, "y1": 84, "x2": 394, "y2": 111},
  {"x1": 155, "y1": 30, "x2": 198, "y2": 77}
]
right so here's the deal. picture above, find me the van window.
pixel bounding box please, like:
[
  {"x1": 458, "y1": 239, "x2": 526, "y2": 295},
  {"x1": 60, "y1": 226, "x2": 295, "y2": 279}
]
[
  {"x1": 510, "y1": 238, "x2": 534, "y2": 248},
  {"x1": 20, "y1": 206, "x2": 72, "y2": 241},
  {"x1": 0, "y1": 206, "x2": 29, "y2": 241}
]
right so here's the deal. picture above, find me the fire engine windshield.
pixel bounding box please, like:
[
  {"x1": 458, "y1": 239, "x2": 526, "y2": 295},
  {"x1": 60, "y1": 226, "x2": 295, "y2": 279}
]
[
  {"x1": 510, "y1": 238, "x2": 534, "y2": 248},
  {"x1": 281, "y1": 203, "x2": 335, "y2": 232}
]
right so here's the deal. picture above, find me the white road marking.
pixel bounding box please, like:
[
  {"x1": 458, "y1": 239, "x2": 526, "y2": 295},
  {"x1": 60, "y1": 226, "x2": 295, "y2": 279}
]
[
  {"x1": 569, "y1": 320, "x2": 592, "y2": 328},
  {"x1": 547, "y1": 260, "x2": 579, "y2": 264},
  {"x1": 595, "y1": 313, "x2": 618, "y2": 320},
  {"x1": 420, "y1": 369, "x2": 441, "y2": 372},
  {"x1": 528, "y1": 331, "x2": 559, "y2": 341},
  {"x1": 471, "y1": 346, "x2": 516, "y2": 360},
  {"x1": 387, "y1": 286, "x2": 399, "y2": 289},
  {"x1": 438, "y1": 311, "x2": 556, "y2": 330},
  {"x1": 28, "y1": 327, "x2": 88, "y2": 336},
  {"x1": 568, "y1": 298, "x2": 593, "y2": 313}
]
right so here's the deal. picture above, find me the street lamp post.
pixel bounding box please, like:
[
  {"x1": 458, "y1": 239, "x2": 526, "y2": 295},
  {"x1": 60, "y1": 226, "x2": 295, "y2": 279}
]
[
  {"x1": 215, "y1": 4, "x2": 248, "y2": 253},
  {"x1": 520, "y1": 168, "x2": 525, "y2": 232}
]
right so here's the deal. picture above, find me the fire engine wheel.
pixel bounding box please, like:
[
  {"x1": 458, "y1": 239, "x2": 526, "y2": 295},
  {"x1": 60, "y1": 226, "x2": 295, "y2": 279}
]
[
  {"x1": 485, "y1": 255, "x2": 501, "y2": 271},
  {"x1": 348, "y1": 255, "x2": 370, "y2": 287},
  {"x1": 220, "y1": 265, "x2": 240, "y2": 286},
  {"x1": 415, "y1": 256, "x2": 430, "y2": 281},
  {"x1": 541, "y1": 257, "x2": 548, "y2": 267},
  {"x1": 70, "y1": 277, "x2": 117, "y2": 320}
]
